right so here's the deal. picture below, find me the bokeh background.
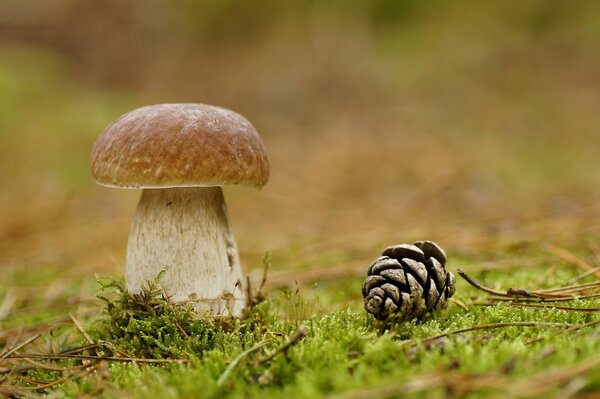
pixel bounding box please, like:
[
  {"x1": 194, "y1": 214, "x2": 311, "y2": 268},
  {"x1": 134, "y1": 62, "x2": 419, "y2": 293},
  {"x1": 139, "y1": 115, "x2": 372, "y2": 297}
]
[{"x1": 1, "y1": 0, "x2": 599, "y2": 299}]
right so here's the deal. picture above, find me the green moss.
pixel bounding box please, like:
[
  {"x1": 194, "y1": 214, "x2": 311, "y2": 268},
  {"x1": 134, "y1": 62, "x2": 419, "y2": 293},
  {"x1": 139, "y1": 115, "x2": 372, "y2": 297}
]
[{"x1": 3, "y1": 250, "x2": 600, "y2": 398}]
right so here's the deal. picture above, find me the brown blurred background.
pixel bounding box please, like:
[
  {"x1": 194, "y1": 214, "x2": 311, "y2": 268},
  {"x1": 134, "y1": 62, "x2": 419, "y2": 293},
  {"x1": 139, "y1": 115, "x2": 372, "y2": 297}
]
[{"x1": 0, "y1": 0, "x2": 599, "y2": 284}]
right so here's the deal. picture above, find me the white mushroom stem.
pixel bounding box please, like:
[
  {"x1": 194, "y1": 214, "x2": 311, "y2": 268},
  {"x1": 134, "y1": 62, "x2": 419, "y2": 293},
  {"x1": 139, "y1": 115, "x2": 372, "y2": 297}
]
[{"x1": 125, "y1": 186, "x2": 247, "y2": 316}]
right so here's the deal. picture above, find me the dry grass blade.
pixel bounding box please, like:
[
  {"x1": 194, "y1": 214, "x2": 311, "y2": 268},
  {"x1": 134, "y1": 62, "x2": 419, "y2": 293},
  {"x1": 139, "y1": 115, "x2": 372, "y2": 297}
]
[
  {"x1": 217, "y1": 340, "x2": 269, "y2": 387},
  {"x1": 14, "y1": 364, "x2": 96, "y2": 391},
  {"x1": 565, "y1": 319, "x2": 600, "y2": 332},
  {"x1": 475, "y1": 302, "x2": 600, "y2": 313},
  {"x1": 0, "y1": 334, "x2": 41, "y2": 364},
  {"x1": 545, "y1": 243, "x2": 600, "y2": 279},
  {"x1": 536, "y1": 281, "x2": 600, "y2": 294},
  {"x1": 69, "y1": 313, "x2": 93, "y2": 345},
  {"x1": 568, "y1": 265, "x2": 600, "y2": 284}
]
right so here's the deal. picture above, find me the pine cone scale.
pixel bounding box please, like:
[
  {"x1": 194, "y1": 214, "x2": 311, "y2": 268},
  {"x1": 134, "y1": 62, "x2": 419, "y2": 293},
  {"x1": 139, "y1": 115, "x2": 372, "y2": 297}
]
[
  {"x1": 399, "y1": 292, "x2": 411, "y2": 314},
  {"x1": 402, "y1": 258, "x2": 428, "y2": 285},
  {"x1": 446, "y1": 272, "x2": 456, "y2": 297},
  {"x1": 426, "y1": 279, "x2": 441, "y2": 310},
  {"x1": 381, "y1": 283, "x2": 401, "y2": 303},
  {"x1": 379, "y1": 268, "x2": 407, "y2": 286},
  {"x1": 382, "y1": 244, "x2": 425, "y2": 263},
  {"x1": 429, "y1": 257, "x2": 446, "y2": 289},
  {"x1": 368, "y1": 257, "x2": 401, "y2": 275},
  {"x1": 362, "y1": 275, "x2": 387, "y2": 297},
  {"x1": 414, "y1": 240, "x2": 447, "y2": 264},
  {"x1": 384, "y1": 297, "x2": 398, "y2": 315}
]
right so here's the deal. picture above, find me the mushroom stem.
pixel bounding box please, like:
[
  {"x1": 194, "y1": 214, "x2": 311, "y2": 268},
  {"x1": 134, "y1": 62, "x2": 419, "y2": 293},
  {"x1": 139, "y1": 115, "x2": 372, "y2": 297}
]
[{"x1": 125, "y1": 186, "x2": 246, "y2": 316}]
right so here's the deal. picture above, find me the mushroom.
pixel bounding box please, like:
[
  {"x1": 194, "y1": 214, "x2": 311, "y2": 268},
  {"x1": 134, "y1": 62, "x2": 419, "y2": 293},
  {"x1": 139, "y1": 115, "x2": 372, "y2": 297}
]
[{"x1": 91, "y1": 104, "x2": 269, "y2": 317}]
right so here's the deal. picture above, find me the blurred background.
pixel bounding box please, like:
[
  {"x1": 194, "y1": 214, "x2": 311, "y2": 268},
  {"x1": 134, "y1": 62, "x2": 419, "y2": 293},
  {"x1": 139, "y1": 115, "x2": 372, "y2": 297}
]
[{"x1": 0, "y1": 0, "x2": 599, "y2": 293}]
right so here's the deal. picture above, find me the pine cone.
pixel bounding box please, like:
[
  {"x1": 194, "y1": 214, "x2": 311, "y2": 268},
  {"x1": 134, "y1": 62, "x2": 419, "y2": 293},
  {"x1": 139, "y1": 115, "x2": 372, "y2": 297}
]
[{"x1": 362, "y1": 241, "x2": 456, "y2": 321}]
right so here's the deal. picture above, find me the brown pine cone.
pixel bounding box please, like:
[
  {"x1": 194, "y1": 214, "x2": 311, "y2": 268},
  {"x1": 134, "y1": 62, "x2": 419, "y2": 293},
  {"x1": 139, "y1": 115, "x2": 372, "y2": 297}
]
[{"x1": 362, "y1": 241, "x2": 455, "y2": 321}]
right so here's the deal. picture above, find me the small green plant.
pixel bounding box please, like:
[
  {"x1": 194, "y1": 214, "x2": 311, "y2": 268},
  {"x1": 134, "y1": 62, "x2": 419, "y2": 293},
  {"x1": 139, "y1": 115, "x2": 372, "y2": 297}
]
[{"x1": 93, "y1": 272, "x2": 227, "y2": 359}]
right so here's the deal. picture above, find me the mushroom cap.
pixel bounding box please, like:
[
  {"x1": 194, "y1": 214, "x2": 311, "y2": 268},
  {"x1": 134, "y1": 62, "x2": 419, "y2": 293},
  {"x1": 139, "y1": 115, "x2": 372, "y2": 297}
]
[{"x1": 91, "y1": 103, "x2": 270, "y2": 189}]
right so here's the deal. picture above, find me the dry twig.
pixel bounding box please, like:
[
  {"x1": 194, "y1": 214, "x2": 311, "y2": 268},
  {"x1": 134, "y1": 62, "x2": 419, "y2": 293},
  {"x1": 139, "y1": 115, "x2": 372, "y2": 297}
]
[
  {"x1": 457, "y1": 268, "x2": 600, "y2": 302},
  {"x1": 257, "y1": 325, "x2": 307, "y2": 365},
  {"x1": 0, "y1": 334, "x2": 41, "y2": 365},
  {"x1": 6, "y1": 353, "x2": 188, "y2": 364},
  {"x1": 14, "y1": 364, "x2": 97, "y2": 391},
  {"x1": 418, "y1": 322, "x2": 572, "y2": 346},
  {"x1": 475, "y1": 302, "x2": 600, "y2": 313}
]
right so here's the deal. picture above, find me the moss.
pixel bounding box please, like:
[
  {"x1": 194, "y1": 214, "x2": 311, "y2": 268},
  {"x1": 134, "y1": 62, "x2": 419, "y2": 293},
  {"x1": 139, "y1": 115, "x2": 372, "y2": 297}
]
[{"x1": 3, "y1": 247, "x2": 600, "y2": 398}]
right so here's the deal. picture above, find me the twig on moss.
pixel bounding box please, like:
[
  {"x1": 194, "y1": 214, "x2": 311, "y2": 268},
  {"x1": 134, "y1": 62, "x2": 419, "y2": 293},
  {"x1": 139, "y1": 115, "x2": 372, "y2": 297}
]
[
  {"x1": 6, "y1": 353, "x2": 189, "y2": 364},
  {"x1": 565, "y1": 318, "x2": 600, "y2": 332},
  {"x1": 456, "y1": 269, "x2": 506, "y2": 296},
  {"x1": 484, "y1": 292, "x2": 600, "y2": 303},
  {"x1": 417, "y1": 318, "x2": 600, "y2": 348},
  {"x1": 14, "y1": 364, "x2": 97, "y2": 391},
  {"x1": 1, "y1": 360, "x2": 89, "y2": 375},
  {"x1": 475, "y1": 302, "x2": 600, "y2": 313},
  {"x1": 418, "y1": 322, "x2": 572, "y2": 345},
  {"x1": 458, "y1": 268, "x2": 600, "y2": 302},
  {"x1": 257, "y1": 325, "x2": 307, "y2": 365}
]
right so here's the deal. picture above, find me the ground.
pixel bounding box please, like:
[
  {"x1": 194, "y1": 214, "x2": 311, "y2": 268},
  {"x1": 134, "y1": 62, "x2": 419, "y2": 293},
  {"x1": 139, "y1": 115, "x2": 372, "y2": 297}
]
[{"x1": 2, "y1": 241, "x2": 600, "y2": 398}]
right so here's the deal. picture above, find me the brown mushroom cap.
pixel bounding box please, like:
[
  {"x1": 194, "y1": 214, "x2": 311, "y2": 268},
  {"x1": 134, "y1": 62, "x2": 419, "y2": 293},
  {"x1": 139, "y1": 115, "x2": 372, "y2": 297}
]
[{"x1": 91, "y1": 104, "x2": 270, "y2": 189}]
